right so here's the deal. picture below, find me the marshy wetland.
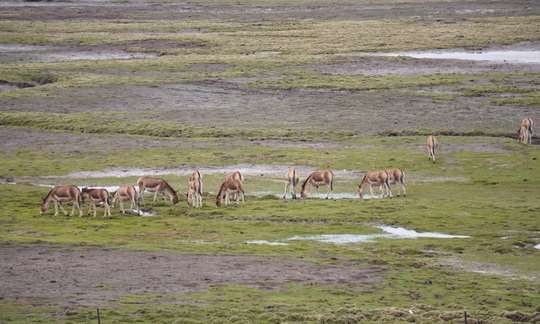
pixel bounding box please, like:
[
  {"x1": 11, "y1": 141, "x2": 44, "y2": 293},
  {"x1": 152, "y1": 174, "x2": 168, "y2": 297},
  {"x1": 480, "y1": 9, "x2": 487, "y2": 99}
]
[{"x1": 1, "y1": 0, "x2": 540, "y2": 323}]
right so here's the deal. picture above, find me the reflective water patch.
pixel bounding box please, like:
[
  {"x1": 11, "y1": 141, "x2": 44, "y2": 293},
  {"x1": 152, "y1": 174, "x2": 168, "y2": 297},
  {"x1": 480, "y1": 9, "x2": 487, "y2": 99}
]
[{"x1": 247, "y1": 226, "x2": 471, "y2": 245}]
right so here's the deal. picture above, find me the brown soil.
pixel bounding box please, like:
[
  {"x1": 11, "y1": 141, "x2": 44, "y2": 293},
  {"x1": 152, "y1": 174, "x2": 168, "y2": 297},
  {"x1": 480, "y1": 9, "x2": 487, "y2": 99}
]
[
  {"x1": 1, "y1": 241, "x2": 383, "y2": 307},
  {"x1": 1, "y1": 0, "x2": 539, "y2": 310}
]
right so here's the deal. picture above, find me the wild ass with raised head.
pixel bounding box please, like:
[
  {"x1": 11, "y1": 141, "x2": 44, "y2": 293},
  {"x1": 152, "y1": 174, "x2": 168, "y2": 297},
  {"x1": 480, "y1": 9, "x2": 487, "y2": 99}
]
[
  {"x1": 186, "y1": 179, "x2": 203, "y2": 208},
  {"x1": 385, "y1": 168, "x2": 406, "y2": 197},
  {"x1": 300, "y1": 170, "x2": 334, "y2": 199},
  {"x1": 517, "y1": 117, "x2": 533, "y2": 144},
  {"x1": 358, "y1": 170, "x2": 392, "y2": 199},
  {"x1": 137, "y1": 176, "x2": 179, "y2": 206},
  {"x1": 427, "y1": 135, "x2": 438, "y2": 163},
  {"x1": 81, "y1": 187, "x2": 111, "y2": 218},
  {"x1": 111, "y1": 185, "x2": 139, "y2": 215},
  {"x1": 283, "y1": 169, "x2": 300, "y2": 199},
  {"x1": 40, "y1": 185, "x2": 83, "y2": 217},
  {"x1": 189, "y1": 170, "x2": 203, "y2": 182},
  {"x1": 216, "y1": 179, "x2": 244, "y2": 208}
]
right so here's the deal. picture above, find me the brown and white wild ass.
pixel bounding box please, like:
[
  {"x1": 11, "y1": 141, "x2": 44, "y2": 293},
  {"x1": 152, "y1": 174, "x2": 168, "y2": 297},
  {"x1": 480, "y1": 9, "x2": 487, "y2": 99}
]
[
  {"x1": 215, "y1": 179, "x2": 245, "y2": 208},
  {"x1": 111, "y1": 185, "x2": 139, "y2": 215},
  {"x1": 385, "y1": 168, "x2": 406, "y2": 197},
  {"x1": 300, "y1": 170, "x2": 334, "y2": 199},
  {"x1": 427, "y1": 135, "x2": 438, "y2": 163},
  {"x1": 81, "y1": 187, "x2": 111, "y2": 218},
  {"x1": 137, "y1": 176, "x2": 179, "y2": 206},
  {"x1": 186, "y1": 179, "x2": 203, "y2": 208},
  {"x1": 189, "y1": 170, "x2": 203, "y2": 182},
  {"x1": 283, "y1": 169, "x2": 300, "y2": 199},
  {"x1": 517, "y1": 117, "x2": 533, "y2": 144},
  {"x1": 40, "y1": 185, "x2": 83, "y2": 217},
  {"x1": 358, "y1": 170, "x2": 392, "y2": 199},
  {"x1": 225, "y1": 171, "x2": 244, "y2": 200}
]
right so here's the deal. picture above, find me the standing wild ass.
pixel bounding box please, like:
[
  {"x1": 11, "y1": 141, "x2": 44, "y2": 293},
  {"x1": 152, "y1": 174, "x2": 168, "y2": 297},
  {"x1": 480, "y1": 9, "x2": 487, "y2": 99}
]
[
  {"x1": 283, "y1": 169, "x2": 300, "y2": 199},
  {"x1": 386, "y1": 168, "x2": 406, "y2": 197},
  {"x1": 186, "y1": 179, "x2": 203, "y2": 208},
  {"x1": 427, "y1": 135, "x2": 438, "y2": 163}
]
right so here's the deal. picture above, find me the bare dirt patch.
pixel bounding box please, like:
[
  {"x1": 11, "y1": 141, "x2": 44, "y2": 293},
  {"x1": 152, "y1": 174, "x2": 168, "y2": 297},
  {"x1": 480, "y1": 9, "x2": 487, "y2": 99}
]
[{"x1": 0, "y1": 241, "x2": 384, "y2": 307}]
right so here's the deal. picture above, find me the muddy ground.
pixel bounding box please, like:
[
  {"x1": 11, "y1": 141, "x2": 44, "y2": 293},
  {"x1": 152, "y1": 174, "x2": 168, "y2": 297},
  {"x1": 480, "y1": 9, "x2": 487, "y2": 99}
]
[{"x1": 1, "y1": 0, "x2": 539, "y2": 311}]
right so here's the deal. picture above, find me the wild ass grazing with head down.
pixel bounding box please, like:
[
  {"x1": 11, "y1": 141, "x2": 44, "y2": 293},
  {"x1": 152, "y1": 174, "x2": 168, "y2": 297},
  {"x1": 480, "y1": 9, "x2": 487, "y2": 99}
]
[
  {"x1": 300, "y1": 170, "x2": 334, "y2": 199},
  {"x1": 216, "y1": 179, "x2": 244, "y2": 208},
  {"x1": 358, "y1": 170, "x2": 392, "y2": 199},
  {"x1": 81, "y1": 187, "x2": 111, "y2": 218},
  {"x1": 517, "y1": 117, "x2": 533, "y2": 144},
  {"x1": 225, "y1": 171, "x2": 244, "y2": 200},
  {"x1": 111, "y1": 185, "x2": 139, "y2": 215},
  {"x1": 186, "y1": 179, "x2": 203, "y2": 208},
  {"x1": 40, "y1": 185, "x2": 83, "y2": 217},
  {"x1": 283, "y1": 169, "x2": 300, "y2": 199},
  {"x1": 189, "y1": 170, "x2": 203, "y2": 182},
  {"x1": 385, "y1": 168, "x2": 406, "y2": 197},
  {"x1": 137, "y1": 176, "x2": 179, "y2": 207},
  {"x1": 427, "y1": 135, "x2": 438, "y2": 163}
]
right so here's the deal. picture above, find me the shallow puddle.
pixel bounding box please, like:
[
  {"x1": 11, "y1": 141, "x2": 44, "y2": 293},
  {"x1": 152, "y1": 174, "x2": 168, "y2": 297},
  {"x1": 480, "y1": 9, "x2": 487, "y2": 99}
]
[
  {"x1": 245, "y1": 226, "x2": 471, "y2": 245},
  {"x1": 379, "y1": 49, "x2": 540, "y2": 63}
]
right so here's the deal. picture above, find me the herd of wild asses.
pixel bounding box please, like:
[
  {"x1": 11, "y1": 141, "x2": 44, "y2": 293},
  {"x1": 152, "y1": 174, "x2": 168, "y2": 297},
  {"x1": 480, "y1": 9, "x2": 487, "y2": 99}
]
[{"x1": 39, "y1": 118, "x2": 534, "y2": 217}]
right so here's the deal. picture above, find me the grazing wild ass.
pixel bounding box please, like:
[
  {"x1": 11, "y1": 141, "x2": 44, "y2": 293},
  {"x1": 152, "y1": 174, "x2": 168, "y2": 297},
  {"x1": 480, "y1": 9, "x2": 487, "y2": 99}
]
[
  {"x1": 386, "y1": 168, "x2": 406, "y2": 197},
  {"x1": 358, "y1": 170, "x2": 392, "y2": 199},
  {"x1": 111, "y1": 185, "x2": 139, "y2": 215},
  {"x1": 300, "y1": 170, "x2": 334, "y2": 199},
  {"x1": 517, "y1": 117, "x2": 533, "y2": 144},
  {"x1": 216, "y1": 179, "x2": 245, "y2": 208},
  {"x1": 225, "y1": 171, "x2": 244, "y2": 200},
  {"x1": 81, "y1": 187, "x2": 111, "y2": 218},
  {"x1": 137, "y1": 176, "x2": 179, "y2": 206},
  {"x1": 40, "y1": 185, "x2": 83, "y2": 217},
  {"x1": 283, "y1": 169, "x2": 300, "y2": 199},
  {"x1": 427, "y1": 135, "x2": 438, "y2": 163},
  {"x1": 186, "y1": 179, "x2": 203, "y2": 208}
]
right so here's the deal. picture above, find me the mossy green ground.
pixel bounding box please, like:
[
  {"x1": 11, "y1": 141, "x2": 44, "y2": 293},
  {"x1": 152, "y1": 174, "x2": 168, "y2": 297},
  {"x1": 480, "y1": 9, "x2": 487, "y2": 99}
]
[
  {"x1": 1, "y1": 0, "x2": 540, "y2": 322},
  {"x1": 1, "y1": 134, "x2": 540, "y2": 323}
]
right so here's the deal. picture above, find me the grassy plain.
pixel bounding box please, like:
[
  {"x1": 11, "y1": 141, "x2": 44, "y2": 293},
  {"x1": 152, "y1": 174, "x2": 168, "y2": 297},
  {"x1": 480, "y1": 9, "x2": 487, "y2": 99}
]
[{"x1": 1, "y1": 0, "x2": 540, "y2": 323}]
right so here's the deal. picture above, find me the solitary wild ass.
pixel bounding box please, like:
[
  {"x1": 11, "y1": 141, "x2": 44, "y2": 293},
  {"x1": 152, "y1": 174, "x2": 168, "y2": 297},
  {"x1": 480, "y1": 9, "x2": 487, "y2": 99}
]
[
  {"x1": 386, "y1": 168, "x2": 406, "y2": 197},
  {"x1": 189, "y1": 170, "x2": 203, "y2": 182},
  {"x1": 81, "y1": 187, "x2": 111, "y2": 218},
  {"x1": 517, "y1": 117, "x2": 533, "y2": 144},
  {"x1": 137, "y1": 176, "x2": 179, "y2": 206},
  {"x1": 186, "y1": 179, "x2": 203, "y2": 208},
  {"x1": 427, "y1": 135, "x2": 438, "y2": 163},
  {"x1": 111, "y1": 185, "x2": 139, "y2": 215},
  {"x1": 216, "y1": 179, "x2": 245, "y2": 208},
  {"x1": 300, "y1": 170, "x2": 334, "y2": 199},
  {"x1": 283, "y1": 169, "x2": 300, "y2": 199},
  {"x1": 358, "y1": 170, "x2": 392, "y2": 199},
  {"x1": 40, "y1": 185, "x2": 83, "y2": 217}
]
